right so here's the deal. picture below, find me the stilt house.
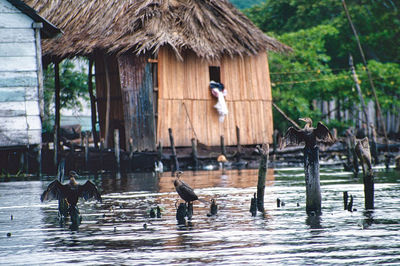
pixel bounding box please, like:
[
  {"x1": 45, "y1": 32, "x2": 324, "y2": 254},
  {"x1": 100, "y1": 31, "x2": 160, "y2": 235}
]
[
  {"x1": 25, "y1": 0, "x2": 290, "y2": 151},
  {"x1": 0, "y1": 0, "x2": 59, "y2": 148}
]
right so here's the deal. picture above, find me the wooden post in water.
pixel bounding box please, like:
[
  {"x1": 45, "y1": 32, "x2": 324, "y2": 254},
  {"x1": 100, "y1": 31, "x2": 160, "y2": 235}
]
[
  {"x1": 114, "y1": 129, "x2": 120, "y2": 172},
  {"x1": 355, "y1": 137, "x2": 374, "y2": 209},
  {"x1": 256, "y1": 144, "x2": 269, "y2": 213},
  {"x1": 236, "y1": 126, "x2": 242, "y2": 161},
  {"x1": 220, "y1": 135, "x2": 226, "y2": 157},
  {"x1": 304, "y1": 146, "x2": 322, "y2": 215},
  {"x1": 168, "y1": 128, "x2": 179, "y2": 172},
  {"x1": 191, "y1": 138, "x2": 199, "y2": 170}
]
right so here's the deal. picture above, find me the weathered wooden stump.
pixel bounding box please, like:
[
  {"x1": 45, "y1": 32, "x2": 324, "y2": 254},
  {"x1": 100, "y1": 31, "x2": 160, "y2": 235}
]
[
  {"x1": 283, "y1": 117, "x2": 334, "y2": 216},
  {"x1": 176, "y1": 203, "x2": 187, "y2": 225},
  {"x1": 304, "y1": 146, "x2": 322, "y2": 215},
  {"x1": 256, "y1": 144, "x2": 269, "y2": 213},
  {"x1": 207, "y1": 199, "x2": 218, "y2": 217},
  {"x1": 250, "y1": 193, "x2": 257, "y2": 217},
  {"x1": 355, "y1": 137, "x2": 374, "y2": 210}
]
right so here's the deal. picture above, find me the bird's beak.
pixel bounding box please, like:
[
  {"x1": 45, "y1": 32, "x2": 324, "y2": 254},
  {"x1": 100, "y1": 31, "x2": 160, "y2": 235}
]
[{"x1": 299, "y1": 117, "x2": 306, "y2": 122}]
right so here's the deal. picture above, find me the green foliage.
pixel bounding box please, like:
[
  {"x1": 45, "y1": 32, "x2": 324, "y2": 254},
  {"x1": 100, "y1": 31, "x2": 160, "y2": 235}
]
[
  {"x1": 245, "y1": 0, "x2": 400, "y2": 135},
  {"x1": 43, "y1": 59, "x2": 90, "y2": 133},
  {"x1": 229, "y1": 0, "x2": 263, "y2": 10}
]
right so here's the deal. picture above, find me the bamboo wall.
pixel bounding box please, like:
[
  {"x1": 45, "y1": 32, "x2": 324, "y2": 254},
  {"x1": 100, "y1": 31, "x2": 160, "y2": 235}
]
[{"x1": 157, "y1": 46, "x2": 273, "y2": 147}]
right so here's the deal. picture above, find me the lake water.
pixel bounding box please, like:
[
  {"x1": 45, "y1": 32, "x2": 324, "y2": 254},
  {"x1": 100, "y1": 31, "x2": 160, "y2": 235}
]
[{"x1": 0, "y1": 167, "x2": 399, "y2": 265}]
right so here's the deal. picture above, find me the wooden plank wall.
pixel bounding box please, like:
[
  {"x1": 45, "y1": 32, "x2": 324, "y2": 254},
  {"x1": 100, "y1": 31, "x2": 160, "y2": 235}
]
[
  {"x1": 0, "y1": 0, "x2": 41, "y2": 146},
  {"x1": 157, "y1": 46, "x2": 273, "y2": 147},
  {"x1": 118, "y1": 53, "x2": 156, "y2": 151},
  {"x1": 94, "y1": 52, "x2": 125, "y2": 149}
]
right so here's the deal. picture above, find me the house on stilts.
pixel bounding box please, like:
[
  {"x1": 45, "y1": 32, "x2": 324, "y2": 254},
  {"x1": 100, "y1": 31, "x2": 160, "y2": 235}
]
[
  {"x1": 0, "y1": 0, "x2": 60, "y2": 174},
  {"x1": 23, "y1": 0, "x2": 290, "y2": 171}
]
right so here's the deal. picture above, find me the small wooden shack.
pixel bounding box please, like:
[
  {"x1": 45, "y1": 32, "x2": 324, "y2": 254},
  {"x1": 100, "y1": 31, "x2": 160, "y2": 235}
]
[
  {"x1": 25, "y1": 0, "x2": 290, "y2": 152},
  {"x1": 0, "y1": 0, "x2": 59, "y2": 148}
]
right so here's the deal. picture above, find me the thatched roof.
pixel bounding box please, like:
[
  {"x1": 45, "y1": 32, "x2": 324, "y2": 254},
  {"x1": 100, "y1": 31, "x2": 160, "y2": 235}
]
[{"x1": 24, "y1": 0, "x2": 291, "y2": 60}]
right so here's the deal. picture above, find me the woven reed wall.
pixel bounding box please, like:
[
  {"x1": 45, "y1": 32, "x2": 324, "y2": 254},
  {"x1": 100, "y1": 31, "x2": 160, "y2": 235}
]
[{"x1": 157, "y1": 46, "x2": 273, "y2": 147}]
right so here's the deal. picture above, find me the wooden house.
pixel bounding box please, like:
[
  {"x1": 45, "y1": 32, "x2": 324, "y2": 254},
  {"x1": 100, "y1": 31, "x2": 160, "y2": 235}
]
[
  {"x1": 24, "y1": 0, "x2": 290, "y2": 152},
  {"x1": 0, "y1": 0, "x2": 60, "y2": 149}
]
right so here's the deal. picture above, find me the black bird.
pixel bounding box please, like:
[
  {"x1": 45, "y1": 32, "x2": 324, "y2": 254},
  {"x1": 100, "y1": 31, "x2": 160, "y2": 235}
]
[
  {"x1": 41, "y1": 171, "x2": 102, "y2": 224},
  {"x1": 174, "y1": 171, "x2": 198, "y2": 203},
  {"x1": 283, "y1": 117, "x2": 334, "y2": 148}
]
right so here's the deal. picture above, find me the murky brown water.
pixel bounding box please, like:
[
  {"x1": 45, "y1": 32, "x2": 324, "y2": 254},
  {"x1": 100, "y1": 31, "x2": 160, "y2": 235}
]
[{"x1": 1, "y1": 167, "x2": 400, "y2": 265}]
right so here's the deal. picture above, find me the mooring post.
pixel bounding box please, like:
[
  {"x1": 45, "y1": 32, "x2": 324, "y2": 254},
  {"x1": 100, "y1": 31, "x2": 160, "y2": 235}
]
[
  {"x1": 168, "y1": 128, "x2": 179, "y2": 172},
  {"x1": 343, "y1": 191, "x2": 349, "y2": 210},
  {"x1": 256, "y1": 144, "x2": 269, "y2": 213},
  {"x1": 304, "y1": 146, "x2": 322, "y2": 215},
  {"x1": 191, "y1": 138, "x2": 199, "y2": 170},
  {"x1": 220, "y1": 135, "x2": 226, "y2": 157},
  {"x1": 114, "y1": 129, "x2": 120, "y2": 172}
]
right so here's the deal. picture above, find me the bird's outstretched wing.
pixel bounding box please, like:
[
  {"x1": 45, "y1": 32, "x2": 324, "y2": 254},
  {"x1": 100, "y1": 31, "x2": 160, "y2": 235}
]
[
  {"x1": 315, "y1": 122, "x2": 334, "y2": 143},
  {"x1": 283, "y1": 127, "x2": 304, "y2": 147},
  {"x1": 40, "y1": 180, "x2": 67, "y2": 202},
  {"x1": 78, "y1": 181, "x2": 102, "y2": 202}
]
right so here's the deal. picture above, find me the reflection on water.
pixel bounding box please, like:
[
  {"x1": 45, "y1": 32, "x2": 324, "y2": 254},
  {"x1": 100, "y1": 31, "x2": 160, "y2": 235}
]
[{"x1": 0, "y1": 168, "x2": 399, "y2": 265}]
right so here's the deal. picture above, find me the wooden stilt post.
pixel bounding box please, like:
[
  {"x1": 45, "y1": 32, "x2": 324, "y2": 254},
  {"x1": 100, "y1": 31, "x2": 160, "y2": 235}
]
[
  {"x1": 256, "y1": 144, "x2": 269, "y2": 213},
  {"x1": 191, "y1": 138, "x2": 199, "y2": 170},
  {"x1": 54, "y1": 60, "x2": 61, "y2": 172},
  {"x1": 36, "y1": 145, "x2": 42, "y2": 177},
  {"x1": 104, "y1": 57, "x2": 111, "y2": 148},
  {"x1": 236, "y1": 126, "x2": 242, "y2": 161},
  {"x1": 345, "y1": 129, "x2": 359, "y2": 177},
  {"x1": 220, "y1": 135, "x2": 226, "y2": 156},
  {"x1": 88, "y1": 58, "x2": 99, "y2": 149},
  {"x1": 168, "y1": 128, "x2": 179, "y2": 172},
  {"x1": 304, "y1": 146, "x2": 322, "y2": 215},
  {"x1": 114, "y1": 129, "x2": 120, "y2": 172}
]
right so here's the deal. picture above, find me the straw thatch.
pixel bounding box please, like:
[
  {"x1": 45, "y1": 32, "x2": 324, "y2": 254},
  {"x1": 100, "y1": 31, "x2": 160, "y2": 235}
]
[{"x1": 24, "y1": 0, "x2": 291, "y2": 60}]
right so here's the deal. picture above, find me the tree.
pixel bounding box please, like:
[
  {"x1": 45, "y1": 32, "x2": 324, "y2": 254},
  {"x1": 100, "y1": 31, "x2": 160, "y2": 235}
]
[{"x1": 43, "y1": 59, "x2": 90, "y2": 133}]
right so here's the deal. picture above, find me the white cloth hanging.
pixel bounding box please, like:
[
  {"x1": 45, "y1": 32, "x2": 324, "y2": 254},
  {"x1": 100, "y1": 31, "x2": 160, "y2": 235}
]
[{"x1": 212, "y1": 88, "x2": 228, "y2": 123}]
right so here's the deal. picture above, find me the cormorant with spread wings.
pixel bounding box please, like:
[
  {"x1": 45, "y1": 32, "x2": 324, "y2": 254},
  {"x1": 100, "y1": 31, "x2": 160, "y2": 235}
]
[
  {"x1": 41, "y1": 171, "x2": 102, "y2": 224},
  {"x1": 283, "y1": 117, "x2": 334, "y2": 148}
]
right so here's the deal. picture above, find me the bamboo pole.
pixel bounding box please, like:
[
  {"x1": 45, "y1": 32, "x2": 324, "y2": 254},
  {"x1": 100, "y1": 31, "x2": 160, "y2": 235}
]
[
  {"x1": 342, "y1": 0, "x2": 389, "y2": 145},
  {"x1": 349, "y1": 55, "x2": 370, "y2": 138},
  {"x1": 272, "y1": 102, "x2": 301, "y2": 130}
]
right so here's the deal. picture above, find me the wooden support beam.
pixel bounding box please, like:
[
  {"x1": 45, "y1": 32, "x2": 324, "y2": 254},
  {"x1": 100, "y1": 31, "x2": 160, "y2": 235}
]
[
  {"x1": 191, "y1": 138, "x2": 199, "y2": 170},
  {"x1": 53, "y1": 60, "x2": 61, "y2": 171},
  {"x1": 88, "y1": 58, "x2": 99, "y2": 149},
  {"x1": 114, "y1": 129, "x2": 120, "y2": 172}
]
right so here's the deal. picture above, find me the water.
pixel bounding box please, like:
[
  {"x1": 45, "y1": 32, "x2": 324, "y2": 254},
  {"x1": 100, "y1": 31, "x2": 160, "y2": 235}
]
[{"x1": 1, "y1": 167, "x2": 400, "y2": 265}]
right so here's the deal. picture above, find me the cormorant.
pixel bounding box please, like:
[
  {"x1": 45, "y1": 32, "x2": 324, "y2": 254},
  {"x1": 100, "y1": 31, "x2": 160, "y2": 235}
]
[
  {"x1": 41, "y1": 171, "x2": 102, "y2": 224},
  {"x1": 283, "y1": 117, "x2": 334, "y2": 148},
  {"x1": 173, "y1": 171, "x2": 198, "y2": 203}
]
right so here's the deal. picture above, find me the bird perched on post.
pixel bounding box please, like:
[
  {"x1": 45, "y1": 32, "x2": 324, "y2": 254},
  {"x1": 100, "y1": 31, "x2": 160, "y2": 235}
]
[
  {"x1": 41, "y1": 171, "x2": 102, "y2": 225},
  {"x1": 174, "y1": 171, "x2": 199, "y2": 203},
  {"x1": 283, "y1": 117, "x2": 334, "y2": 148}
]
